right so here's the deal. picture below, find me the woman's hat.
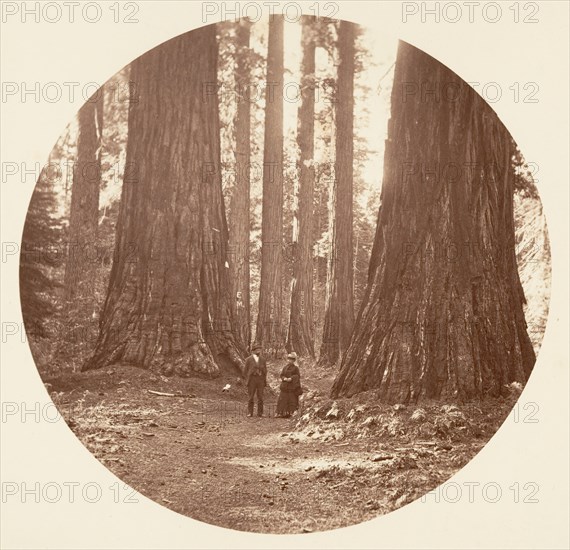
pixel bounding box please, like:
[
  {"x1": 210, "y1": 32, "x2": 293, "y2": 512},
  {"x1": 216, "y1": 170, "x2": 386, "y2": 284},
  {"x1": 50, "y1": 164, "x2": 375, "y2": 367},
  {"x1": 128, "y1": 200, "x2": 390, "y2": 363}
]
[{"x1": 287, "y1": 352, "x2": 297, "y2": 360}]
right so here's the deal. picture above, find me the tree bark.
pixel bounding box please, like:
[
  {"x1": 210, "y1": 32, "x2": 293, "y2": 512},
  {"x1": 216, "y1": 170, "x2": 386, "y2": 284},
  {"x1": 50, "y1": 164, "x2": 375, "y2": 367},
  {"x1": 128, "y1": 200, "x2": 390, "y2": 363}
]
[
  {"x1": 255, "y1": 15, "x2": 284, "y2": 353},
  {"x1": 286, "y1": 16, "x2": 316, "y2": 357},
  {"x1": 332, "y1": 41, "x2": 535, "y2": 402},
  {"x1": 318, "y1": 20, "x2": 356, "y2": 367},
  {"x1": 228, "y1": 19, "x2": 252, "y2": 349},
  {"x1": 64, "y1": 91, "x2": 103, "y2": 302},
  {"x1": 85, "y1": 26, "x2": 245, "y2": 375}
]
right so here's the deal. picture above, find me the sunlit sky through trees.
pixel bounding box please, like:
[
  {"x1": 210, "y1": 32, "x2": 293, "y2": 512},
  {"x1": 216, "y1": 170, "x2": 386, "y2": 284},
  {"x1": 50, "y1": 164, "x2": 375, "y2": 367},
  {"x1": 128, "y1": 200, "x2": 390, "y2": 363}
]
[
  {"x1": 279, "y1": 19, "x2": 397, "y2": 216},
  {"x1": 49, "y1": 18, "x2": 398, "y2": 226}
]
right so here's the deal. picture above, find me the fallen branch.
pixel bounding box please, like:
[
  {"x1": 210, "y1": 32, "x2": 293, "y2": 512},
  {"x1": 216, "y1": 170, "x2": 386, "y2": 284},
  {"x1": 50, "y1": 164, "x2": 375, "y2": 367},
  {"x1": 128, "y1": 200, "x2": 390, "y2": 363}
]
[
  {"x1": 147, "y1": 389, "x2": 196, "y2": 398},
  {"x1": 147, "y1": 390, "x2": 176, "y2": 397}
]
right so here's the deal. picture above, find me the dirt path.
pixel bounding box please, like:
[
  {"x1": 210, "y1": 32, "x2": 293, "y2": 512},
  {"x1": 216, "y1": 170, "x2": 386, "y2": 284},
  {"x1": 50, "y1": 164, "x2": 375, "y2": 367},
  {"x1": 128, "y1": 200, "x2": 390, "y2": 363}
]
[
  {"x1": 97, "y1": 393, "x2": 401, "y2": 533},
  {"x1": 48, "y1": 364, "x2": 494, "y2": 534}
]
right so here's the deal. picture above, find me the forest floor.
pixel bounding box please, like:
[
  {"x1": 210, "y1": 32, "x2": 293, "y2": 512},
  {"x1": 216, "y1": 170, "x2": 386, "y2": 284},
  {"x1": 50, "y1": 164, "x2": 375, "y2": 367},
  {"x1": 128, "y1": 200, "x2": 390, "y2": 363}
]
[{"x1": 45, "y1": 361, "x2": 521, "y2": 534}]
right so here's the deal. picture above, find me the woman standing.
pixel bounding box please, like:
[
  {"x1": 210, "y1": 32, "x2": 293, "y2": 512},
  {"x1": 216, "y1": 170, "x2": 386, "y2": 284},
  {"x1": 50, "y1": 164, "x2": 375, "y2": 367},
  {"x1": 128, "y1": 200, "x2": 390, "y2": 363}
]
[{"x1": 276, "y1": 352, "x2": 302, "y2": 418}]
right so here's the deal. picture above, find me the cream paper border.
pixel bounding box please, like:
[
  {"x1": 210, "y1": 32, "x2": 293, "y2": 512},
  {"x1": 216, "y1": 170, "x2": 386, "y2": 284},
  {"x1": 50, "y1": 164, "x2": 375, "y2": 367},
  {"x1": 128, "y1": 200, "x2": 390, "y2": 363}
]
[{"x1": 1, "y1": 1, "x2": 568, "y2": 548}]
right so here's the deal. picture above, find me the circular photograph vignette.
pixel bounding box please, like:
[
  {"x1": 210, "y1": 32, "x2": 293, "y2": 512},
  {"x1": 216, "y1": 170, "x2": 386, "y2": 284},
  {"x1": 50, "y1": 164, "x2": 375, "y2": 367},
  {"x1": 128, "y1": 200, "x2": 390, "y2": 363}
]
[{"x1": 20, "y1": 16, "x2": 551, "y2": 534}]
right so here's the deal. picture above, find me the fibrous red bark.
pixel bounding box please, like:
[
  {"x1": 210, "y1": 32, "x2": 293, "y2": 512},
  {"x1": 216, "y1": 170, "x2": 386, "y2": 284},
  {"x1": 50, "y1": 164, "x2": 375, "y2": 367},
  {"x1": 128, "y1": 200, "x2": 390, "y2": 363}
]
[
  {"x1": 332, "y1": 41, "x2": 535, "y2": 402},
  {"x1": 85, "y1": 26, "x2": 245, "y2": 375}
]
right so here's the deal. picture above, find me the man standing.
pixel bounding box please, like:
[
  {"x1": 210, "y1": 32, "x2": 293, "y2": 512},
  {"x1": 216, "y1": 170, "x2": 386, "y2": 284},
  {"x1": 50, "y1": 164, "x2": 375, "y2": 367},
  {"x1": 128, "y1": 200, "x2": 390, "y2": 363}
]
[{"x1": 244, "y1": 344, "x2": 267, "y2": 417}]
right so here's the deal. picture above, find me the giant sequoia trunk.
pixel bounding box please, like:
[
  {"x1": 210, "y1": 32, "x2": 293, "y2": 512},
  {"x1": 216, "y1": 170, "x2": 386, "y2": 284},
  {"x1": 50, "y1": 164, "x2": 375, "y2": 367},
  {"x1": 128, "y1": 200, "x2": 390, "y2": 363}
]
[
  {"x1": 64, "y1": 91, "x2": 103, "y2": 302},
  {"x1": 332, "y1": 41, "x2": 535, "y2": 402},
  {"x1": 318, "y1": 20, "x2": 356, "y2": 367},
  {"x1": 287, "y1": 16, "x2": 316, "y2": 357},
  {"x1": 228, "y1": 18, "x2": 252, "y2": 349},
  {"x1": 85, "y1": 26, "x2": 245, "y2": 375},
  {"x1": 255, "y1": 16, "x2": 284, "y2": 353}
]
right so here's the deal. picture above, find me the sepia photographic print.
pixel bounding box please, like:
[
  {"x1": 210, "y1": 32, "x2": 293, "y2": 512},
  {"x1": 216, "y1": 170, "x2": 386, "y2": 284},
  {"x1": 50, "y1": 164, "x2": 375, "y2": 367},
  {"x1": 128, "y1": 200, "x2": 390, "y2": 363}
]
[{"x1": 2, "y1": 1, "x2": 568, "y2": 548}]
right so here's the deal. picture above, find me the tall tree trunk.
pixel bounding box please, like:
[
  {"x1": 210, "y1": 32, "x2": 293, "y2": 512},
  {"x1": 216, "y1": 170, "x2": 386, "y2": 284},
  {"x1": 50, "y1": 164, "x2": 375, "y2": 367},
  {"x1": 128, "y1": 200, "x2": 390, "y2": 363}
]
[
  {"x1": 85, "y1": 26, "x2": 245, "y2": 375},
  {"x1": 332, "y1": 41, "x2": 535, "y2": 402},
  {"x1": 318, "y1": 20, "x2": 356, "y2": 367},
  {"x1": 64, "y1": 91, "x2": 103, "y2": 302},
  {"x1": 228, "y1": 19, "x2": 252, "y2": 349},
  {"x1": 287, "y1": 16, "x2": 316, "y2": 357},
  {"x1": 255, "y1": 15, "x2": 284, "y2": 353}
]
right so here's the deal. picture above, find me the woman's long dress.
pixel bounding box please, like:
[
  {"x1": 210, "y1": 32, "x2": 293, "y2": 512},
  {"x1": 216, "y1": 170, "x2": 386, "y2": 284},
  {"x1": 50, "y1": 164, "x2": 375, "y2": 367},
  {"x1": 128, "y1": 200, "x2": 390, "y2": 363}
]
[{"x1": 276, "y1": 363, "x2": 301, "y2": 417}]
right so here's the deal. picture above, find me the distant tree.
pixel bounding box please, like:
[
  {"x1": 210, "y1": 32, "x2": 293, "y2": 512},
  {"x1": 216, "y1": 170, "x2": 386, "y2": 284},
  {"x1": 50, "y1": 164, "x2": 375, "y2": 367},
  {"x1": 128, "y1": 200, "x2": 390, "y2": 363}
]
[
  {"x1": 319, "y1": 20, "x2": 357, "y2": 367},
  {"x1": 256, "y1": 15, "x2": 284, "y2": 353},
  {"x1": 64, "y1": 91, "x2": 103, "y2": 303},
  {"x1": 309, "y1": 17, "x2": 337, "y2": 350},
  {"x1": 351, "y1": 31, "x2": 379, "y2": 312},
  {"x1": 20, "y1": 162, "x2": 62, "y2": 339},
  {"x1": 228, "y1": 18, "x2": 253, "y2": 349},
  {"x1": 511, "y1": 141, "x2": 539, "y2": 200},
  {"x1": 287, "y1": 15, "x2": 317, "y2": 357}
]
